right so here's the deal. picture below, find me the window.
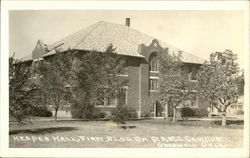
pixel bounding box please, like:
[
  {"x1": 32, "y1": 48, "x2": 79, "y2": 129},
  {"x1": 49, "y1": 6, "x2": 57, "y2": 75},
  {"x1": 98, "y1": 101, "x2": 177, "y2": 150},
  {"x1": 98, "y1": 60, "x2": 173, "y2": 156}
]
[
  {"x1": 96, "y1": 87, "x2": 128, "y2": 107},
  {"x1": 182, "y1": 93, "x2": 198, "y2": 108},
  {"x1": 118, "y1": 88, "x2": 127, "y2": 106},
  {"x1": 97, "y1": 90, "x2": 105, "y2": 106},
  {"x1": 190, "y1": 67, "x2": 197, "y2": 81},
  {"x1": 107, "y1": 97, "x2": 116, "y2": 106},
  {"x1": 184, "y1": 66, "x2": 197, "y2": 81},
  {"x1": 149, "y1": 54, "x2": 159, "y2": 72},
  {"x1": 150, "y1": 79, "x2": 159, "y2": 91}
]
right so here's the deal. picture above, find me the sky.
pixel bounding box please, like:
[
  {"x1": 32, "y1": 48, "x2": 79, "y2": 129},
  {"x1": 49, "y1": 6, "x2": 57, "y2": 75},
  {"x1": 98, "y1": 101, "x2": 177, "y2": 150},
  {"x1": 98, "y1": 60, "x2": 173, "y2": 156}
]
[{"x1": 9, "y1": 10, "x2": 244, "y2": 67}]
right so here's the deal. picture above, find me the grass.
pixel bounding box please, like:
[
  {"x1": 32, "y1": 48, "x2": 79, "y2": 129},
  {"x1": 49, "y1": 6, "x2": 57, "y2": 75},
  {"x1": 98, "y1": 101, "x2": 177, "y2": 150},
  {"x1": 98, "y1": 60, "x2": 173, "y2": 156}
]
[{"x1": 9, "y1": 119, "x2": 243, "y2": 148}]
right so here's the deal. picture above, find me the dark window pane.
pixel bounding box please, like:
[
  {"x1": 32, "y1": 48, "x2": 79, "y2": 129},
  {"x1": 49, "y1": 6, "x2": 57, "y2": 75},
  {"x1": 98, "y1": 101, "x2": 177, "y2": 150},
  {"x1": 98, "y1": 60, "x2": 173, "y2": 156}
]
[
  {"x1": 191, "y1": 67, "x2": 197, "y2": 80},
  {"x1": 149, "y1": 54, "x2": 159, "y2": 71},
  {"x1": 119, "y1": 89, "x2": 127, "y2": 106},
  {"x1": 108, "y1": 97, "x2": 116, "y2": 106},
  {"x1": 150, "y1": 79, "x2": 159, "y2": 90}
]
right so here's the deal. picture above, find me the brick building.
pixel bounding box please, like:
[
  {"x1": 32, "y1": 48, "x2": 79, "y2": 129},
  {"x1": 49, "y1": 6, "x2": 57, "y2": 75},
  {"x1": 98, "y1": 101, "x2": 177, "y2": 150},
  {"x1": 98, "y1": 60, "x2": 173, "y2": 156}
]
[{"x1": 22, "y1": 19, "x2": 209, "y2": 118}]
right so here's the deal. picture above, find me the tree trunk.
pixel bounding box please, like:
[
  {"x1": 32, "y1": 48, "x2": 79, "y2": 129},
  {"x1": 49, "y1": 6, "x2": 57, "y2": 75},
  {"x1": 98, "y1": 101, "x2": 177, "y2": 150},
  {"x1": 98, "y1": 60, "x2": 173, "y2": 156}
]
[
  {"x1": 54, "y1": 107, "x2": 58, "y2": 121},
  {"x1": 222, "y1": 113, "x2": 226, "y2": 126},
  {"x1": 173, "y1": 108, "x2": 176, "y2": 123}
]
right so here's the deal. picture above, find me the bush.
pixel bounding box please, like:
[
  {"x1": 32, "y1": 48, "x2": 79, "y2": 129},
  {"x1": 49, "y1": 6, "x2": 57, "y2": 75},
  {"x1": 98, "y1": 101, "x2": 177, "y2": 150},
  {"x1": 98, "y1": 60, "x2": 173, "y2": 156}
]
[
  {"x1": 141, "y1": 97, "x2": 155, "y2": 117},
  {"x1": 193, "y1": 108, "x2": 208, "y2": 117},
  {"x1": 111, "y1": 105, "x2": 130, "y2": 126},
  {"x1": 180, "y1": 107, "x2": 209, "y2": 118},
  {"x1": 70, "y1": 97, "x2": 96, "y2": 119},
  {"x1": 92, "y1": 109, "x2": 106, "y2": 118},
  {"x1": 180, "y1": 107, "x2": 195, "y2": 117},
  {"x1": 70, "y1": 99, "x2": 85, "y2": 119},
  {"x1": 236, "y1": 110, "x2": 244, "y2": 115},
  {"x1": 32, "y1": 106, "x2": 52, "y2": 117},
  {"x1": 127, "y1": 106, "x2": 138, "y2": 118}
]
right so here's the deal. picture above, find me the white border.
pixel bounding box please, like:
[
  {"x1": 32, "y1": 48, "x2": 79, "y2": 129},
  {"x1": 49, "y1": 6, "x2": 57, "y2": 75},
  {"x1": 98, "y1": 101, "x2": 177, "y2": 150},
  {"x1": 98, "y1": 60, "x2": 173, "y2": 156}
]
[{"x1": 1, "y1": 1, "x2": 249, "y2": 158}]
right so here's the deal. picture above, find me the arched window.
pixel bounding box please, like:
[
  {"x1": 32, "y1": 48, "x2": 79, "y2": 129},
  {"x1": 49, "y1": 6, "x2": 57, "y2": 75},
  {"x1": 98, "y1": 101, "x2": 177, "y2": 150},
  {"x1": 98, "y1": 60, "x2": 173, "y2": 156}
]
[{"x1": 149, "y1": 53, "x2": 159, "y2": 72}]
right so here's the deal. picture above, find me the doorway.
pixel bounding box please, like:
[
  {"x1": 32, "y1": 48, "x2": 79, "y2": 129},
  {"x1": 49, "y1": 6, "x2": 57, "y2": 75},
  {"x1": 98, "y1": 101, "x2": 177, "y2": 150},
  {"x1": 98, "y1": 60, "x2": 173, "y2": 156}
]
[{"x1": 155, "y1": 101, "x2": 163, "y2": 117}]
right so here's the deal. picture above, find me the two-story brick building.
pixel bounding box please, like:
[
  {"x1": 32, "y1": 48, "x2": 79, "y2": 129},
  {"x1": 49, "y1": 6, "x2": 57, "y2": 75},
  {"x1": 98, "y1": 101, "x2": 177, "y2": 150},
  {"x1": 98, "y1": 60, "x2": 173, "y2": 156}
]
[{"x1": 22, "y1": 18, "x2": 209, "y2": 118}]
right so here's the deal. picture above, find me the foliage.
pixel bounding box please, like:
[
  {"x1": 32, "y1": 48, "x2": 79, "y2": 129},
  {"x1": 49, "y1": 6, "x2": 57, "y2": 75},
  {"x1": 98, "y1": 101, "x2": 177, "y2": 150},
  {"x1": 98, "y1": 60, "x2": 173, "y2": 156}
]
[
  {"x1": 92, "y1": 109, "x2": 107, "y2": 119},
  {"x1": 158, "y1": 52, "x2": 193, "y2": 122},
  {"x1": 180, "y1": 107, "x2": 195, "y2": 117},
  {"x1": 9, "y1": 56, "x2": 38, "y2": 125},
  {"x1": 70, "y1": 98, "x2": 84, "y2": 119},
  {"x1": 235, "y1": 71, "x2": 244, "y2": 96},
  {"x1": 141, "y1": 97, "x2": 155, "y2": 117},
  {"x1": 37, "y1": 50, "x2": 75, "y2": 121},
  {"x1": 72, "y1": 45, "x2": 127, "y2": 118},
  {"x1": 236, "y1": 110, "x2": 244, "y2": 115},
  {"x1": 70, "y1": 97, "x2": 106, "y2": 119},
  {"x1": 193, "y1": 108, "x2": 208, "y2": 117},
  {"x1": 111, "y1": 105, "x2": 130, "y2": 126},
  {"x1": 31, "y1": 106, "x2": 52, "y2": 117},
  {"x1": 197, "y1": 50, "x2": 239, "y2": 126},
  {"x1": 126, "y1": 106, "x2": 138, "y2": 118}
]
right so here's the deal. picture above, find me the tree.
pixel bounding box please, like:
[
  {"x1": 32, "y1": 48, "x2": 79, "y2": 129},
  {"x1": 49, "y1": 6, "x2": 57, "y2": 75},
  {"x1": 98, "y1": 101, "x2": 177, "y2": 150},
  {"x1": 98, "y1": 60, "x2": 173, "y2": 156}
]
[
  {"x1": 197, "y1": 50, "x2": 239, "y2": 126},
  {"x1": 37, "y1": 50, "x2": 75, "y2": 121},
  {"x1": 9, "y1": 55, "x2": 38, "y2": 125},
  {"x1": 235, "y1": 71, "x2": 244, "y2": 96},
  {"x1": 72, "y1": 45, "x2": 127, "y2": 119},
  {"x1": 158, "y1": 52, "x2": 192, "y2": 122}
]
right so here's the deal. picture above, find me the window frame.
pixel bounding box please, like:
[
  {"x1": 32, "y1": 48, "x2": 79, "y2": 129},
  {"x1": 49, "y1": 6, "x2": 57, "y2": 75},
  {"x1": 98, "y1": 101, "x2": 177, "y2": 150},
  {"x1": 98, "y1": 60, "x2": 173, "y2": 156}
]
[
  {"x1": 182, "y1": 92, "x2": 198, "y2": 108},
  {"x1": 189, "y1": 66, "x2": 198, "y2": 81},
  {"x1": 95, "y1": 86, "x2": 128, "y2": 107},
  {"x1": 149, "y1": 77, "x2": 159, "y2": 92},
  {"x1": 149, "y1": 54, "x2": 159, "y2": 73}
]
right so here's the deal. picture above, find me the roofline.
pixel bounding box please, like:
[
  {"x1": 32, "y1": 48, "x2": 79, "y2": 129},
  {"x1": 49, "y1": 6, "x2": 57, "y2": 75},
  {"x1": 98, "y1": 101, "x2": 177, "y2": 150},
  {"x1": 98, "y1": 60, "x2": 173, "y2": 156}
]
[
  {"x1": 182, "y1": 62, "x2": 203, "y2": 65},
  {"x1": 43, "y1": 49, "x2": 145, "y2": 58}
]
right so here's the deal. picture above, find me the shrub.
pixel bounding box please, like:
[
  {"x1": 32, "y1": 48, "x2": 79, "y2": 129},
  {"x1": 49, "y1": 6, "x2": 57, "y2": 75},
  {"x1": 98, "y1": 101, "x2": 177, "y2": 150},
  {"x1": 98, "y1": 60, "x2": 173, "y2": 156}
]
[
  {"x1": 32, "y1": 106, "x2": 52, "y2": 117},
  {"x1": 236, "y1": 110, "x2": 244, "y2": 115},
  {"x1": 92, "y1": 109, "x2": 106, "y2": 118},
  {"x1": 180, "y1": 107, "x2": 195, "y2": 117},
  {"x1": 193, "y1": 108, "x2": 209, "y2": 117},
  {"x1": 180, "y1": 107, "x2": 209, "y2": 118},
  {"x1": 127, "y1": 107, "x2": 138, "y2": 118},
  {"x1": 111, "y1": 105, "x2": 130, "y2": 126},
  {"x1": 141, "y1": 97, "x2": 155, "y2": 117},
  {"x1": 70, "y1": 97, "x2": 96, "y2": 119},
  {"x1": 70, "y1": 99, "x2": 84, "y2": 119}
]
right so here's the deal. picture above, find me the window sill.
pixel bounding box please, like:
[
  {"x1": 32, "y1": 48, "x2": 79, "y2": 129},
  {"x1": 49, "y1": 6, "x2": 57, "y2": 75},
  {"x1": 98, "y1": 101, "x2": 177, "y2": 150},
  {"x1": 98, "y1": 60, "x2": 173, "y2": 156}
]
[
  {"x1": 189, "y1": 80, "x2": 198, "y2": 82},
  {"x1": 96, "y1": 106, "x2": 116, "y2": 108},
  {"x1": 150, "y1": 90, "x2": 159, "y2": 93},
  {"x1": 150, "y1": 71, "x2": 159, "y2": 73},
  {"x1": 150, "y1": 76, "x2": 159, "y2": 79},
  {"x1": 116, "y1": 74, "x2": 128, "y2": 77}
]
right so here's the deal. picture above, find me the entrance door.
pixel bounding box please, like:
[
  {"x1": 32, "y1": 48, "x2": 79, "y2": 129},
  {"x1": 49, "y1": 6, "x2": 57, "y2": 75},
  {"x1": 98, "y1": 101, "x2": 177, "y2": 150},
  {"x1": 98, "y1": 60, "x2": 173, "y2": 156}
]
[{"x1": 155, "y1": 101, "x2": 163, "y2": 117}]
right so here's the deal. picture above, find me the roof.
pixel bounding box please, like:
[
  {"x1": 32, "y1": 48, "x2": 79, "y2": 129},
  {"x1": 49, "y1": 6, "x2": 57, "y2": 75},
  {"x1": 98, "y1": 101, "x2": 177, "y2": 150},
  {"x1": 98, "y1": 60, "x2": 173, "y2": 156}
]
[{"x1": 44, "y1": 21, "x2": 205, "y2": 64}]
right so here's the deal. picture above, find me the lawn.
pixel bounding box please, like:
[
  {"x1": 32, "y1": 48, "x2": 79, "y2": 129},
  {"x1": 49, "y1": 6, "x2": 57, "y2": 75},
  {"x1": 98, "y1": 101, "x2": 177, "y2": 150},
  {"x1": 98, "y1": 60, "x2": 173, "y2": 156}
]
[{"x1": 9, "y1": 119, "x2": 243, "y2": 148}]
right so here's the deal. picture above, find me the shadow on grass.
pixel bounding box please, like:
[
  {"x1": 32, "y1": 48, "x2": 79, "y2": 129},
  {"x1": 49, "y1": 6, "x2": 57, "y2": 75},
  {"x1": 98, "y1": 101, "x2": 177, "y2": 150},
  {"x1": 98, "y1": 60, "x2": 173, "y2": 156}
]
[
  {"x1": 9, "y1": 127, "x2": 78, "y2": 135},
  {"x1": 211, "y1": 120, "x2": 244, "y2": 126},
  {"x1": 120, "y1": 125, "x2": 136, "y2": 129}
]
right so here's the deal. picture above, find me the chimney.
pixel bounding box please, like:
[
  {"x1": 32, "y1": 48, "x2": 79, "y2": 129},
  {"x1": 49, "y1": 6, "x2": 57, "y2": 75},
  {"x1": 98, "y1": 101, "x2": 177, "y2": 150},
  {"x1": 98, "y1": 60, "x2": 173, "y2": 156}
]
[{"x1": 126, "y1": 18, "x2": 130, "y2": 27}]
